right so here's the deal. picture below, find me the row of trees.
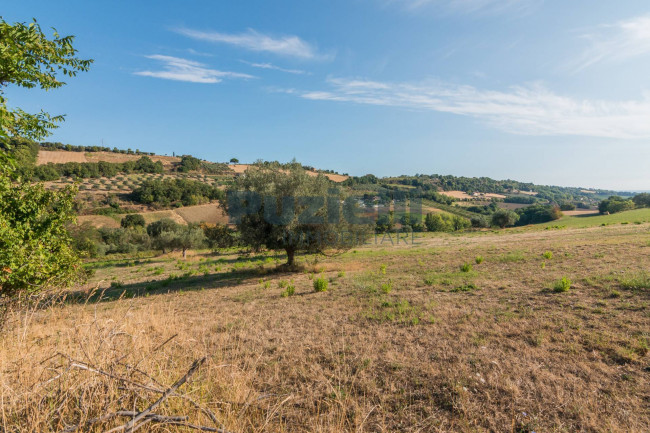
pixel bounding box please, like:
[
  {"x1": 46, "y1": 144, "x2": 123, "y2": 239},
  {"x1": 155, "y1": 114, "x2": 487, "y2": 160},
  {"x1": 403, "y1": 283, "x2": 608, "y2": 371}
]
[
  {"x1": 33, "y1": 156, "x2": 164, "y2": 180},
  {"x1": 73, "y1": 217, "x2": 237, "y2": 258},
  {"x1": 40, "y1": 141, "x2": 155, "y2": 155},
  {"x1": 599, "y1": 194, "x2": 650, "y2": 214},
  {"x1": 131, "y1": 178, "x2": 224, "y2": 207}
]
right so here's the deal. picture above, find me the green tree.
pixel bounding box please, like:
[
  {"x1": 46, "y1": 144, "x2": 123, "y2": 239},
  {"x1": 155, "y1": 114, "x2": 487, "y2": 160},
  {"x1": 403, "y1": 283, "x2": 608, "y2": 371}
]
[
  {"x1": 0, "y1": 159, "x2": 81, "y2": 306},
  {"x1": 1, "y1": 18, "x2": 92, "y2": 140},
  {"x1": 632, "y1": 193, "x2": 650, "y2": 208},
  {"x1": 491, "y1": 209, "x2": 519, "y2": 228},
  {"x1": 598, "y1": 196, "x2": 635, "y2": 214},
  {"x1": 222, "y1": 161, "x2": 368, "y2": 267},
  {"x1": 146, "y1": 218, "x2": 179, "y2": 254},
  {"x1": 0, "y1": 18, "x2": 90, "y2": 321},
  {"x1": 173, "y1": 225, "x2": 206, "y2": 258},
  {"x1": 120, "y1": 214, "x2": 146, "y2": 229},
  {"x1": 201, "y1": 223, "x2": 237, "y2": 250}
]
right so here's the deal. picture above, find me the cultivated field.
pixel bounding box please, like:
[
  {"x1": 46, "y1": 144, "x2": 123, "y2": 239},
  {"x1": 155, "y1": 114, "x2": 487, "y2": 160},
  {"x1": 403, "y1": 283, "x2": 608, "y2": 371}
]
[{"x1": 2, "y1": 211, "x2": 649, "y2": 432}]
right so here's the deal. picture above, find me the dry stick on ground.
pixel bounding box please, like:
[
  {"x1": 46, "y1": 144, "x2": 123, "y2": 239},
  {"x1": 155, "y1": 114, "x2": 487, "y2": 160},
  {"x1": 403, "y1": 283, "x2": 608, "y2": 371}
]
[
  {"x1": 106, "y1": 357, "x2": 215, "y2": 433},
  {"x1": 61, "y1": 356, "x2": 233, "y2": 433}
]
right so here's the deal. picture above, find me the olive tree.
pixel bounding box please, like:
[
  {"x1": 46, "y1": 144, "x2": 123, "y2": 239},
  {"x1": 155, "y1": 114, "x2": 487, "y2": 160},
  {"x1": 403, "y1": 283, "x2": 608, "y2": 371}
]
[{"x1": 221, "y1": 161, "x2": 369, "y2": 267}]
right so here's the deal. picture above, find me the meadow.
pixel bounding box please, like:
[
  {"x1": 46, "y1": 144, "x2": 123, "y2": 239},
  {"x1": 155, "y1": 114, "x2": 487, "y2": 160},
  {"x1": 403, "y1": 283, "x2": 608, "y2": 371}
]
[{"x1": 1, "y1": 213, "x2": 648, "y2": 432}]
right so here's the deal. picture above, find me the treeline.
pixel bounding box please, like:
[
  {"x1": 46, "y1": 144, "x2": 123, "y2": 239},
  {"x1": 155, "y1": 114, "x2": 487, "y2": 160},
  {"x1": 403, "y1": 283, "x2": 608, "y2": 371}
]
[
  {"x1": 131, "y1": 178, "x2": 224, "y2": 207},
  {"x1": 345, "y1": 173, "x2": 626, "y2": 204},
  {"x1": 599, "y1": 194, "x2": 650, "y2": 214},
  {"x1": 40, "y1": 141, "x2": 155, "y2": 155},
  {"x1": 176, "y1": 155, "x2": 232, "y2": 174},
  {"x1": 72, "y1": 218, "x2": 237, "y2": 258},
  {"x1": 34, "y1": 157, "x2": 164, "y2": 181}
]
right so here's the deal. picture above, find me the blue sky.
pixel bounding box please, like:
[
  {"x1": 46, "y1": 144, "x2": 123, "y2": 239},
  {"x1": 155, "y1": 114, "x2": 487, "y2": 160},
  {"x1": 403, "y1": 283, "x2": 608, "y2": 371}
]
[{"x1": 4, "y1": 0, "x2": 650, "y2": 190}]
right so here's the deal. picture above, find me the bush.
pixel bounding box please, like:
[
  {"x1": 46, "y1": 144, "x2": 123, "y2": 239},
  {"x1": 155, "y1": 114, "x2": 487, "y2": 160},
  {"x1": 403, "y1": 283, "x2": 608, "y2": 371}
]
[
  {"x1": 553, "y1": 277, "x2": 572, "y2": 292},
  {"x1": 559, "y1": 202, "x2": 576, "y2": 211},
  {"x1": 516, "y1": 205, "x2": 562, "y2": 225},
  {"x1": 470, "y1": 215, "x2": 490, "y2": 228},
  {"x1": 542, "y1": 251, "x2": 553, "y2": 259},
  {"x1": 120, "y1": 214, "x2": 146, "y2": 229},
  {"x1": 425, "y1": 213, "x2": 470, "y2": 232},
  {"x1": 491, "y1": 209, "x2": 519, "y2": 228},
  {"x1": 313, "y1": 276, "x2": 328, "y2": 292},
  {"x1": 475, "y1": 256, "x2": 484, "y2": 264},
  {"x1": 460, "y1": 263, "x2": 472, "y2": 272},
  {"x1": 598, "y1": 196, "x2": 635, "y2": 214}
]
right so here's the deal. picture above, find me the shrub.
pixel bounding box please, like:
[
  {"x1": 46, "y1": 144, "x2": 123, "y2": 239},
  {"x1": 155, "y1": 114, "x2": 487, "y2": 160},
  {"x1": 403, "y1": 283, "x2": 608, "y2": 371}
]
[
  {"x1": 475, "y1": 255, "x2": 484, "y2": 264},
  {"x1": 542, "y1": 251, "x2": 553, "y2": 259},
  {"x1": 313, "y1": 276, "x2": 328, "y2": 292},
  {"x1": 516, "y1": 205, "x2": 562, "y2": 226},
  {"x1": 598, "y1": 196, "x2": 635, "y2": 214},
  {"x1": 380, "y1": 280, "x2": 393, "y2": 294},
  {"x1": 460, "y1": 263, "x2": 472, "y2": 273},
  {"x1": 278, "y1": 280, "x2": 288, "y2": 288},
  {"x1": 121, "y1": 214, "x2": 146, "y2": 229},
  {"x1": 491, "y1": 209, "x2": 519, "y2": 228},
  {"x1": 379, "y1": 264, "x2": 387, "y2": 275},
  {"x1": 553, "y1": 277, "x2": 572, "y2": 292}
]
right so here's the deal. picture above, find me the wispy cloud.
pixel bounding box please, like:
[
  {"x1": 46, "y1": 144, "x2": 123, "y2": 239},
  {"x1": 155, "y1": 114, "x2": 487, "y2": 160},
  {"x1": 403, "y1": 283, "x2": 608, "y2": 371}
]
[
  {"x1": 297, "y1": 77, "x2": 650, "y2": 139},
  {"x1": 570, "y1": 15, "x2": 650, "y2": 72},
  {"x1": 240, "y1": 60, "x2": 307, "y2": 75},
  {"x1": 134, "y1": 55, "x2": 254, "y2": 83},
  {"x1": 387, "y1": 0, "x2": 538, "y2": 14},
  {"x1": 175, "y1": 28, "x2": 327, "y2": 60}
]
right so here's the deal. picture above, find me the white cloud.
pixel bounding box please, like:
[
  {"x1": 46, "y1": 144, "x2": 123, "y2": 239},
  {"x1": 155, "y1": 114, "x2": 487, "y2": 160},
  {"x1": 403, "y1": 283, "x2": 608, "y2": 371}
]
[
  {"x1": 571, "y1": 15, "x2": 650, "y2": 72},
  {"x1": 134, "y1": 55, "x2": 254, "y2": 83},
  {"x1": 240, "y1": 60, "x2": 307, "y2": 75},
  {"x1": 175, "y1": 28, "x2": 324, "y2": 60},
  {"x1": 298, "y1": 77, "x2": 650, "y2": 139},
  {"x1": 387, "y1": 0, "x2": 538, "y2": 14}
]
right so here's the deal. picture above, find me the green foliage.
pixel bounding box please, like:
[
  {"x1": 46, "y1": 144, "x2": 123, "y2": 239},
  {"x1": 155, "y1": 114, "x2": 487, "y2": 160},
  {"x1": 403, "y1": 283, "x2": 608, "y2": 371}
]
[
  {"x1": 491, "y1": 209, "x2": 519, "y2": 228},
  {"x1": 280, "y1": 282, "x2": 296, "y2": 297},
  {"x1": 619, "y1": 272, "x2": 650, "y2": 291},
  {"x1": 460, "y1": 263, "x2": 472, "y2": 273},
  {"x1": 553, "y1": 277, "x2": 572, "y2": 293},
  {"x1": 121, "y1": 214, "x2": 146, "y2": 229},
  {"x1": 424, "y1": 212, "x2": 470, "y2": 232},
  {"x1": 132, "y1": 178, "x2": 223, "y2": 207},
  {"x1": 0, "y1": 18, "x2": 92, "y2": 140},
  {"x1": 542, "y1": 251, "x2": 553, "y2": 260},
  {"x1": 632, "y1": 193, "x2": 650, "y2": 208},
  {"x1": 313, "y1": 276, "x2": 329, "y2": 292},
  {"x1": 599, "y1": 196, "x2": 635, "y2": 214},
  {"x1": 201, "y1": 223, "x2": 237, "y2": 250},
  {"x1": 0, "y1": 157, "x2": 82, "y2": 300},
  {"x1": 559, "y1": 202, "x2": 576, "y2": 211},
  {"x1": 222, "y1": 161, "x2": 370, "y2": 266},
  {"x1": 475, "y1": 255, "x2": 484, "y2": 264},
  {"x1": 516, "y1": 205, "x2": 563, "y2": 226},
  {"x1": 380, "y1": 280, "x2": 393, "y2": 294}
]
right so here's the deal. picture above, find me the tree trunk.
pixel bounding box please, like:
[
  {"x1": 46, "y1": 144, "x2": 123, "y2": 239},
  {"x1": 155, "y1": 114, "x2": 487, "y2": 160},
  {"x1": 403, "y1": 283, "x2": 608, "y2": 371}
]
[
  {"x1": 182, "y1": 248, "x2": 187, "y2": 258},
  {"x1": 286, "y1": 248, "x2": 295, "y2": 266}
]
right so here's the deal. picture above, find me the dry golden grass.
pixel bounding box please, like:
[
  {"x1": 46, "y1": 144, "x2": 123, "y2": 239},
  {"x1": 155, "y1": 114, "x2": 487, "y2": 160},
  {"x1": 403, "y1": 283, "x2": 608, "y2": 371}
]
[
  {"x1": 37, "y1": 150, "x2": 88, "y2": 164},
  {"x1": 229, "y1": 164, "x2": 348, "y2": 183},
  {"x1": 36, "y1": 150, "x2": 181, "y2": 167},
  {"x1": 1, "y1": 223, "x2": 649, "y2": 432},
  {"x1": 174, "y1": 203, "x2": 228, "y2": 225}
]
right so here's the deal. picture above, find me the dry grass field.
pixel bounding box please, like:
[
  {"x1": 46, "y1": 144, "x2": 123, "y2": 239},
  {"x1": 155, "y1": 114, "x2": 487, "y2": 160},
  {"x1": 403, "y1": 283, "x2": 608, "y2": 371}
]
[{"x1": 1, "y1": 213, "x2": 649, "y2": 432}]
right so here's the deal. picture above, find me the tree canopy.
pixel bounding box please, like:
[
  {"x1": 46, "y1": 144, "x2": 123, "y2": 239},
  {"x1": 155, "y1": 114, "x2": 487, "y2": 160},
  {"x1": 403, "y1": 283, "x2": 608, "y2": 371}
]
[
  {"x1": 222, "y1": 161, "x2": 370, "y2": 266},
  {"x1": 0, "y1": 18, "x2": 92, "y2": 140}
]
